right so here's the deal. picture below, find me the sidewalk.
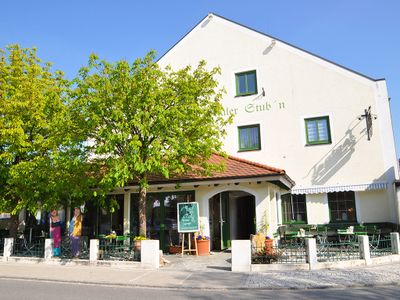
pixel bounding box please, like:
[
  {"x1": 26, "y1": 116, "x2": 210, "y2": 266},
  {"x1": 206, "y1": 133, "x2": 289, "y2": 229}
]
[{"x1": 0, "y1": 259, "x2": 399, "y2": 290}]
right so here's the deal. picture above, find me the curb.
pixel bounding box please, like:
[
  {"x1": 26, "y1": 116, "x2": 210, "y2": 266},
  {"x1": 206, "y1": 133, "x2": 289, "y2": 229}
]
[{"x1": 1, "y1": 275, "x2": 400, "y2": 291}]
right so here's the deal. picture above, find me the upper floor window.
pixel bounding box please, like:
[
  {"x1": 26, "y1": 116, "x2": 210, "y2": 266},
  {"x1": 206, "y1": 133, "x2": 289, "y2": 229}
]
[
  {"x1": 305, "y1": 116, "x2": 331, "y2": 145},
  {"x1": 235, "y1": 70, "x2": 257, "y2": 96},
  {"x1": 238, "y1": 124, "x2": 260, "y2": 151}
]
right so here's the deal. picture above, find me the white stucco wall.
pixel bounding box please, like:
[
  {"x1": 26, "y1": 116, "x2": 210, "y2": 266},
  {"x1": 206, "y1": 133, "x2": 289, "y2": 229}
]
[
  {"x1": 356, "y1": 190, "x2": 390, "y2": 223},
  {"x1": 269, "y1": 190, "x2": 278, "y2": 235},
  {"x1": 305, "y1": 194, "x2": 330, "y2": 224}
]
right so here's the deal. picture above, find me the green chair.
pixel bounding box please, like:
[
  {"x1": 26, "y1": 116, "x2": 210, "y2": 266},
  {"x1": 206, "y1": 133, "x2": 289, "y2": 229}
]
[
  {"x1": 369, "y1": 229, "x2": 381, "y2": 251},
  {"x1": 316, "y1": 226, "x2": 328, "y2": 244}
]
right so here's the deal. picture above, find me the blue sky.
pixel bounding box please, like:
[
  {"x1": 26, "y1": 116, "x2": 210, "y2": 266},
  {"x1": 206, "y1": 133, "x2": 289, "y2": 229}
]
[{"x1": 1, "y1": 0, "x2": 399, "y2": 157}]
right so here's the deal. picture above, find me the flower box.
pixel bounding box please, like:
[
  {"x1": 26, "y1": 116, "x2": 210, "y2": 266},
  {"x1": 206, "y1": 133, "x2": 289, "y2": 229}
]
[{"x1": 168, "y1": 245, "x2": 182, "y2": 254}]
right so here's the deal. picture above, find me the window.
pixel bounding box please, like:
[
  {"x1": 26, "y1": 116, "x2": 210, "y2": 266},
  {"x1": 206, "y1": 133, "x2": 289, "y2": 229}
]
[
  {"x1": 235, "y1": 70, "x2": 257, "y2": 96},
  {"x1": 328, "y1": 191, "x2": 357, "y2": 222},
  {"x1": 238, "y1": 124, "x2": 261, "y2": 151},
  {"x1": 130, "y1": 191, "x2": 194, "y2": 251},
  {"x1": 84, "y1": 194, "x2": 125, "y2": 237},
  {"x1": 281, "y1": 194, "x2": 307, "y2": 224},
  {"x1": 305, "y1": 116, "x2": 331, "y2": 145}
]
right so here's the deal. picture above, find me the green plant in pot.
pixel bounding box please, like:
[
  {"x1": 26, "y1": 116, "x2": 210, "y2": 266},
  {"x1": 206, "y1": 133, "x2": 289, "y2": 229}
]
[
  {"x1": 196, "y1": 220, "x2": 210, "y2": 256},
  {"x1": 258, "y1": 211, "x2": 273, "y2": 254}
]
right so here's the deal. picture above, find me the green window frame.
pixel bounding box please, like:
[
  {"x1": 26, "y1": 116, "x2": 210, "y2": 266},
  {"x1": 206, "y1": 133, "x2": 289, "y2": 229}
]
[
  {"x1": 305, "y1": 116, "x2": 331, "y2": 145},
  {"x1": 238, "y1": 124, "x2": 261, "y2": 151},
  {"x1": 281, "y1": 194, "x2": 307, "y2": 224},
  {"x1": 235, "y1": 70, "x2": 258, "y2": 96},
  {"x1": 328, "y1": 191, "x2": 357, "y2": 223}
]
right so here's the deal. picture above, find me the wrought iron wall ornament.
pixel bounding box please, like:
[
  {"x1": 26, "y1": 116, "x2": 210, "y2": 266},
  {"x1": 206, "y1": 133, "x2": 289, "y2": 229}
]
[{"x1": 358, "y1": 106, "x2": 377, "y2": 141}]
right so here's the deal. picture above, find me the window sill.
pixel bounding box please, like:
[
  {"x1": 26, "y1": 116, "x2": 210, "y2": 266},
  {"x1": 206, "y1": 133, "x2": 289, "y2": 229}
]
[
  {"x1": 235, "y1": 92, "x2": 258, "y2": 98},
  {"x1": 305, "y1": 142, "x2": 332, "y2": 147},
  {"x1": 283, "y1": 221, "x2": 307, "y2": 225},
  {"x1": 238, "y1": 148, "x2": 261, "y2": 152}
]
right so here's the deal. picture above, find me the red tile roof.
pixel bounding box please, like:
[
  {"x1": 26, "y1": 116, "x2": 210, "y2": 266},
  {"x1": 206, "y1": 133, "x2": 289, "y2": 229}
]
[{"x1": 135, "y1": 153, "x2": 292, "y2": 185}]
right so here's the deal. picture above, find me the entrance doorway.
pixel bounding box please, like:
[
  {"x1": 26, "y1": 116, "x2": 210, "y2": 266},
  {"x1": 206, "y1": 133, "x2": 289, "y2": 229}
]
[{"x1": 209, "y1": 191, "x2": 256, "y2": 251}]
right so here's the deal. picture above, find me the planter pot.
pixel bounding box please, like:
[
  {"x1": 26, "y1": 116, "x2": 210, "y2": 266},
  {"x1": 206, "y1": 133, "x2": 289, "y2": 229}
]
[
  {"x1": 168, "y1": 245, "x2": 182, "y2": 254},
  {"x1": 196, "y1": 239, "x2": 210, "y2": 256},
  {"x1": 265, "y1": 239, "x2": 274, "y2": 255}
]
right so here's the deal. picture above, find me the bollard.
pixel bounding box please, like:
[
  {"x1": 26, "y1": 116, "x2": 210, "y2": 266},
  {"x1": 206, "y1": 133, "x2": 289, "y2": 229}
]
[
  {"x1": 44, "y1": 238, "x2": 53, "y2": 260},
  {"x1": 390, "y1": 232, "x2": 400, "y2": 254},
  {"x1": 306, "y1": 238, "x2": 317, "y2": 270},
  {"x1": 358, "y1": 235, "x2": 371, "y2": 265},
  {"x1": 3, "y1": 238, "x2": 14, "y2": 260},
  {"x1": 90, "y1": 239, "x2": 99, "y2": 263},
  {"x1": 231, "y1": 240, "x2": 251, "y2": 272},
  {"x1": 141, "y1": 240, "x2": 160, "y2": 269}
]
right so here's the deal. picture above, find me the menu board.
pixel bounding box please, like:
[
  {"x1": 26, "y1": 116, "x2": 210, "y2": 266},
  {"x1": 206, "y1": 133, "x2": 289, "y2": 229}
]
[{"x1": 177, "y1": 202, "x2": 199, "y2": 233}]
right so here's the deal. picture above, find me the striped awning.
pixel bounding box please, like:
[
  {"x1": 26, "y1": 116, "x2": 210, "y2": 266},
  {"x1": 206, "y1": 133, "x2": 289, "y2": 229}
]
[{"x1": 291, "y1": 182, "x2": 388, "y2": 195}]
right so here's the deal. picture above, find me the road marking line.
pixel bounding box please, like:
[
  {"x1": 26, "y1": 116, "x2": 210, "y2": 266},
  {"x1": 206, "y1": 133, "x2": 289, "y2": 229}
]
[
  {"x1": 179, "y1": 273, "x2": 193, "y2": 285},
  {"x1": 129, "y1": 271, "x2": 150, "y2": 282}
]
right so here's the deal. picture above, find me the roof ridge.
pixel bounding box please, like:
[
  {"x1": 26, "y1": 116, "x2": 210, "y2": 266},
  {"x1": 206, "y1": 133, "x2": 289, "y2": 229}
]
[{"x1": 224, "y1": 154, "x2": 285, "y2": 174}]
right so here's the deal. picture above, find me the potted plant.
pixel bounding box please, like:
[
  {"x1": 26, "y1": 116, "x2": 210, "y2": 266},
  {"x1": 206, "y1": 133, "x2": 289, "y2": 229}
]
[
  {"x1": 196, "y1": 234, "x2": 210, "y2": 256},
  {"x1": 265, "y1": 236, "x2": 274, "y2": 255},
  {"x1": 258, "y1": 211, "x2": 274, "y2": 254}
]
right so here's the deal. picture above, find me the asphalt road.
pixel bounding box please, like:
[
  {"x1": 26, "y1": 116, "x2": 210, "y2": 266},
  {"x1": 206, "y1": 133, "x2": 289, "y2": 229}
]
[{"x1": 1, "y1": 278, "x2": 399, "y2": 300}]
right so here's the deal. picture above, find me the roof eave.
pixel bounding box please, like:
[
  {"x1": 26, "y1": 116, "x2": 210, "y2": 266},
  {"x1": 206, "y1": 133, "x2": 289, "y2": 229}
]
[{"x1": 123, "y1": 173, "x2": 294, "y2": 191}]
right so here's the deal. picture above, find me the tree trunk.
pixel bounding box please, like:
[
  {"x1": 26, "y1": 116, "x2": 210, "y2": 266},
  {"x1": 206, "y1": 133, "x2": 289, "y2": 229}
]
[{"x1": 138, "y1": 185, "x2": 147, "y2": 237}]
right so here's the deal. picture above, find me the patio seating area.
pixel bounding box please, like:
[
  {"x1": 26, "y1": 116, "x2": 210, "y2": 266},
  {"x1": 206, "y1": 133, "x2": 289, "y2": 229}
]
[
  {"x1": 251, "y1": 223, "x2": 399, "y2": 265},
  {"x1": 97, "y1": 234, "x2": 140, "y2": 261}
]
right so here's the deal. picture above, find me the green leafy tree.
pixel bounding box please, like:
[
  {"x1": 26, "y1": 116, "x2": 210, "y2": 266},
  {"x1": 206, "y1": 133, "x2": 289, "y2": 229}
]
[
  {"x1": 0, "y1": 45, "x2": 95, "y2": 235},
  {"x1": 72, "y1": 51, "x2": 231, "y2": 236}
]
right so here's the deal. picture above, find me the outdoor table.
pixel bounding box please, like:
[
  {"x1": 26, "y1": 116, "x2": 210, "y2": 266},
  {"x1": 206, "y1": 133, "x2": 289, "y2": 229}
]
[
  {"x1": 354, "y1": 231, "x2": 367, "y2": 236},
  {"x1": 296, "y1": 233, "x2": 314, "y2": 238},
  {"x1": 284, "y1": 231, "x2": 299, "y2": 244},
  {"x1": 98, "y1": 235, "x2": 116, "y2": 246},
  {"x1": 337, "y1": 230, "x2": 356, "y2": 243}
]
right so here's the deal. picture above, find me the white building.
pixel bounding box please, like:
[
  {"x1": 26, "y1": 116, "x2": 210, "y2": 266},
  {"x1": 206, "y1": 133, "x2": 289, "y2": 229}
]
[{"x1": 156, "y1": 13, "x2": 399, "y2": 237}]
